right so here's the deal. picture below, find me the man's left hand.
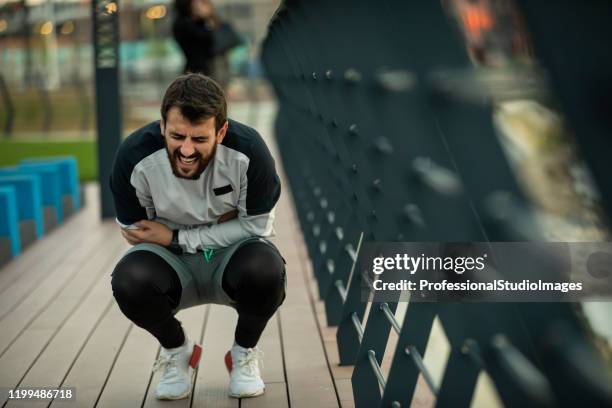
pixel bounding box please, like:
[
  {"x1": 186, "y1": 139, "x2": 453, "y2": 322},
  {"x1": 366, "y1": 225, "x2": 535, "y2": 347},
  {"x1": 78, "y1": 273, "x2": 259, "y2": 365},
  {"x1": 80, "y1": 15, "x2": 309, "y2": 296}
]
[{"x1": 121, "y1": 220, "x2": 173, "y2": 246}]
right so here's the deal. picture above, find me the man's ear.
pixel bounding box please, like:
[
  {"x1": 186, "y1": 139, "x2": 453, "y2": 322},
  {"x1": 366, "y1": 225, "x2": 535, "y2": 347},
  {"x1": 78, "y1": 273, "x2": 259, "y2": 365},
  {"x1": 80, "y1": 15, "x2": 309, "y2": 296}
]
[
  {"x1": 159, "y1": 119, "x2": 165, "y2": 136},
  {"x1": 216, "y1": 120, "x2": 229, "y2": 144}
]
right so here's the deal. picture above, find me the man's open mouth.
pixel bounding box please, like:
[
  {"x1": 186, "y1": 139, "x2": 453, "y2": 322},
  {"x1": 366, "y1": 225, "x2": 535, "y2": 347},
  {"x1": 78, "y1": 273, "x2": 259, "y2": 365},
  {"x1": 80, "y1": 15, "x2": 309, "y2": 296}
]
[{"x1": 178, "y1": 156, "x2": 198, "y2": 165}]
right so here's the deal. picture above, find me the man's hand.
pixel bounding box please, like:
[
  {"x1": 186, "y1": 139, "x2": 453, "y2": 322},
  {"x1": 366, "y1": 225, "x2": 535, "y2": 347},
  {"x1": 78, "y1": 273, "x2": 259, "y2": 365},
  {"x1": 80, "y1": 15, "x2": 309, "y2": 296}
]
[
  {"x1": 121, "y1": 220, "x2": 173, "y2": 246},
  {"x1": 218, "y1": 209, "x2": 238, "y2": 224}
]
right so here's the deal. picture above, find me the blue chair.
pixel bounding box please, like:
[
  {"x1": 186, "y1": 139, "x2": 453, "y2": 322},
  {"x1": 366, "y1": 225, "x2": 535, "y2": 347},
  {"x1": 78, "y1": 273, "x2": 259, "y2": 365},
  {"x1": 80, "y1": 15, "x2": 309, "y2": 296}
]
[
  {"x1": 20, "y1": 156, "x2": 80, "y2": 214},
  {"x1": 0, "y1": 174, "x2": 44, "y2": 246},
  {"x1": 0, "y1": 164, "x2": 63, "y2": 230},
  {"x1": 0, "y1": 186, "x2": 20, "y2": 264}
]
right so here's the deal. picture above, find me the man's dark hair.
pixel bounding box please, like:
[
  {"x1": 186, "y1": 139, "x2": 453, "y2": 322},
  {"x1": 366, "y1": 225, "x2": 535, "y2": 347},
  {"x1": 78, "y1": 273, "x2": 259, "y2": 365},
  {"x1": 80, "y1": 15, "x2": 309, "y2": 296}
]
[{"x1": 161, "y1": 73, "x2": 227, "y2": 132}]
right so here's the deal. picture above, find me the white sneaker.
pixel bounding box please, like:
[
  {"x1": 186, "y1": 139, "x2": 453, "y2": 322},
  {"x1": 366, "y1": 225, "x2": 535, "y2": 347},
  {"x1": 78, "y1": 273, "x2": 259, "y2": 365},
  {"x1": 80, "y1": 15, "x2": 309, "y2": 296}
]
[
  {"x1": 224, "y1": 344, "x2": 265, "y2": 398},
  {"x1": 153, "y1": 339, "x2": 202, "y2": 400}
]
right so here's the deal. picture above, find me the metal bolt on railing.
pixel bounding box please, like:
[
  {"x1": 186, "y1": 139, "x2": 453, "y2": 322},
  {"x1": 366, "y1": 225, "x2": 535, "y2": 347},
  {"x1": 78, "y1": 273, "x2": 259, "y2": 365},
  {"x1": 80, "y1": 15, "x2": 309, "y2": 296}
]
[
  {"x1": 461, "y1": 338, "x2": 483, "y2": 366},
  {"x1": 373, "y1": 136, "x2": 394, "y2": 155},
  {"x1": 368, "y1": 350, "x2": 387, "y2": 388},
  {"x1": 348, "y1": 124, "x2": 359, "y2": 136},
  {"x1": 411, "y1": 157, "x2": 462, "y2": 195},
  {"x1": 380, "y1": 302, "x2": 401, "y2": 334},
  {"x1": 312, "y1": 72, "x2": 318, "y2": 80},
  {"x1": 327, "y1": 259, "x2": 335, "y2": 274},
  {"x1": 403, "y1": 203, "x2": 426, "y2": 227},
  {"x1": 344, "y1": 68, "x2": 362, "y2": 83},
  {"x1": 351, "y1": 164, "x2": 358, "y2": 174},
  {"x1": 335, "y1": 226, "x2": 344, "y2": 241},
  {"x1": 405, "y1": 345, "x2": 439, "y2": 394},
  {"x1": 345, "y1": 243, "x2": 357, "y2": 262},
  {"x1": 351, "y1": 312, "x2": 364, "y2": 341},
  {"x1": 375, "y1": 69, "x2": 417, "y2": 92},
  {"x1": 325, "y1": 69, "x2": 333, "y2": 80},
  {"x1": 335, "y1": 279, "x2": 347, "y2": 302},
  {"x1": 373, "y1": 178, "x2": 383, "y2": 191}
]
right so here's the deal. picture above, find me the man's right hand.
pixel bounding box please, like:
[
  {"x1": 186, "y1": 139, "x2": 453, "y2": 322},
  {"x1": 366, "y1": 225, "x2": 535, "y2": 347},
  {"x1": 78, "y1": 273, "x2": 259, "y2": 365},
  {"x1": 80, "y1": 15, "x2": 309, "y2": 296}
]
[{"x1": 218, "y1": 209, "x2": 238, "y2": 224}]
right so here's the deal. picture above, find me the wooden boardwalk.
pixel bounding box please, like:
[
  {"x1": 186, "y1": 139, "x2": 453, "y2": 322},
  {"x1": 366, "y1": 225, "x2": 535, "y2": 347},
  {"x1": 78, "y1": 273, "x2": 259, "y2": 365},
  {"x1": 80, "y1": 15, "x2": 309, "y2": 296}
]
[{"x1": 0, "y1": 102, "x2": 354, "y2": 408}]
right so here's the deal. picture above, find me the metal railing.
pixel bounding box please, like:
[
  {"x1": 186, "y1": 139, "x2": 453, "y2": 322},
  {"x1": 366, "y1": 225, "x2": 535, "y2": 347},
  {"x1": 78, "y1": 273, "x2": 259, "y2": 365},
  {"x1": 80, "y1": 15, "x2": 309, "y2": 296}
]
[{"x1": 262, "y1": 1, "x2": 612, "y2": 407}]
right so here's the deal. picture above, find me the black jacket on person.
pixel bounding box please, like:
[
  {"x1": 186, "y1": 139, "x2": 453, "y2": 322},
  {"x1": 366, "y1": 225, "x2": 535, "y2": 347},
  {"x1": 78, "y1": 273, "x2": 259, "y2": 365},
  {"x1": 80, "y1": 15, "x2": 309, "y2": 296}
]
[{"x1": 172, "y1": 16, "x2": 214, "y2": 75}]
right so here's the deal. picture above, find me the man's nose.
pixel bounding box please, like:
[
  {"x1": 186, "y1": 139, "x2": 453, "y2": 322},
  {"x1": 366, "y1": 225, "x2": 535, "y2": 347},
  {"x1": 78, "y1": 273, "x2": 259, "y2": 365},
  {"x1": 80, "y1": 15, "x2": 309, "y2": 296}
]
[{"x1": 179, "y1": 140, "x2": 195, "y2": 157}]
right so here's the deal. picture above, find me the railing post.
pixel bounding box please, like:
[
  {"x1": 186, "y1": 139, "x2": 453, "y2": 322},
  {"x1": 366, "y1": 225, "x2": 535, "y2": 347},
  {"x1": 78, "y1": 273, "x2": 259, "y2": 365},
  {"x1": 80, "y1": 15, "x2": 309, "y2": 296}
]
[{"x1": 92, "y1": 0, "x2": 121, "y2": 219}]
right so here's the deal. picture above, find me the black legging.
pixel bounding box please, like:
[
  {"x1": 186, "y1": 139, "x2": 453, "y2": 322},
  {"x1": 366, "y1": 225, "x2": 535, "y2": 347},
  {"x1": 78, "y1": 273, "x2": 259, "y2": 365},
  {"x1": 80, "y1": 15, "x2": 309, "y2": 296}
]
[{"x1": 111, "y1": 242, "x2": 286, "y2": 349}]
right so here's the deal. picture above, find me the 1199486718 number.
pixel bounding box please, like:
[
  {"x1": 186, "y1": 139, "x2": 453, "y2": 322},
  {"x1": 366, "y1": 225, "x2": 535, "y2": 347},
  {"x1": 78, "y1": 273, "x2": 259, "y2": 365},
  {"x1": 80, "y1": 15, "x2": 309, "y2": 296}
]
[{"x1": 6, "y1": 388, "x2": 74, "y2": 400}]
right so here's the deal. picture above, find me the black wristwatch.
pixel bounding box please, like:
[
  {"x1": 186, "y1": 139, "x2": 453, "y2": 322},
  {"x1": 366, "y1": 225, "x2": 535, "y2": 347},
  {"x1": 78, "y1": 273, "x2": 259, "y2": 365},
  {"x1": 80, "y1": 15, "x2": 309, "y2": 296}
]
[{"x1": 167, "y1": 229, "x2": 183, "y2": 255}]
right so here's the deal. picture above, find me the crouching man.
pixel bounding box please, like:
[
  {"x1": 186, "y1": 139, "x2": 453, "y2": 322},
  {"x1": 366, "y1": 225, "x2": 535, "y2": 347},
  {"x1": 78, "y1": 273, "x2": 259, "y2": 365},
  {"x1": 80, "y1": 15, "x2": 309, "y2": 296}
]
[{"x1": 109, "y1": 73, "x2": 286, "y2": 400}]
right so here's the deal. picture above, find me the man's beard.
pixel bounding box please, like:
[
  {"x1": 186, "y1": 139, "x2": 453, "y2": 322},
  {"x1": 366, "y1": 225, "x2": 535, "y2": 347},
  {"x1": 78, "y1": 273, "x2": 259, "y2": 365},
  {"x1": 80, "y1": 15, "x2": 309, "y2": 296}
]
[{"x1": 165, "y1": 141, "x2": 217, "y2": 180}]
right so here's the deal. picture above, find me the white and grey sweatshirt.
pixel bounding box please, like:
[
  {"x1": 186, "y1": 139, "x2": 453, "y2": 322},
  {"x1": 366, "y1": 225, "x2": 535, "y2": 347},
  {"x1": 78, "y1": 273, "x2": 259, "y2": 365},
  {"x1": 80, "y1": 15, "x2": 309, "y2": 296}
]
[{"x1": 109, "y1": 119, "x2": 281, "y2": 253}]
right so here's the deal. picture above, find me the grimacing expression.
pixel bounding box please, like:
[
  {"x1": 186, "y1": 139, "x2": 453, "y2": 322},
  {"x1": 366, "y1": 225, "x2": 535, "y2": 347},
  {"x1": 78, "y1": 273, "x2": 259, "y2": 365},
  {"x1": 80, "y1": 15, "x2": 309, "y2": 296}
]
[{"x1": 161, "y1": 107, "x2": 228, "y2": 180}]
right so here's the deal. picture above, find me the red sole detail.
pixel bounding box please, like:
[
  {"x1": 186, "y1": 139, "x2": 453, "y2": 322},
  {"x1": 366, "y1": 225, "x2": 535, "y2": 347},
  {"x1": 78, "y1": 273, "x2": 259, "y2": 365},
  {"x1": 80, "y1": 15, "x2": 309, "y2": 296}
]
[
  {"x1": 189, "y1": 344, "x2": 202, "y2": 369},
  {"x1": 224, "y1": 350, "x2": 232, "y2": 374}
]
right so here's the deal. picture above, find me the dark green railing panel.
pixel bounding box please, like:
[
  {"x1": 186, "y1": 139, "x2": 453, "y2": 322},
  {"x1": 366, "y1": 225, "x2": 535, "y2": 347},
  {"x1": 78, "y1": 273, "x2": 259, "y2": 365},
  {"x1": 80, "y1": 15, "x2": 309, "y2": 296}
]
[{"x1": 262, "y1": 1, "x2": 612, "y2": 407}]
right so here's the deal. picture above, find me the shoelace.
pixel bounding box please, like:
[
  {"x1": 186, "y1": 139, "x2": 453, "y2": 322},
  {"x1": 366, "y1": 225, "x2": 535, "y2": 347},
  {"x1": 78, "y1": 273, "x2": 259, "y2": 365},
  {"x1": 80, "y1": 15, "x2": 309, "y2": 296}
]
[
  {"x1": 238, "y1": 348, "x2": 264, "y2": 375},
  {"x1": 152, "y1": 353, "x2": 179, "y2": 378}
]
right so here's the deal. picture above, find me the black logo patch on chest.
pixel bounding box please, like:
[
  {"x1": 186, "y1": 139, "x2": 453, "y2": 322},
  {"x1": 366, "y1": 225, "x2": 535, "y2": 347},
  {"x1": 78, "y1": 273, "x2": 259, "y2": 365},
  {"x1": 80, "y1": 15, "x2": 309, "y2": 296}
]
[{"x1": 213, "y1": 184, "x2": 233, "y2": 196}]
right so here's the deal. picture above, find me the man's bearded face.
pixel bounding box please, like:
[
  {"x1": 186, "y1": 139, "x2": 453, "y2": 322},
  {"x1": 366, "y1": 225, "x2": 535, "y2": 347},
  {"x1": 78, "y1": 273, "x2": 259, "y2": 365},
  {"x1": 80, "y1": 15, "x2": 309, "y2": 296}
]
[{"x1": 161, "y1": 107, "x2": 227, "y2": 180}]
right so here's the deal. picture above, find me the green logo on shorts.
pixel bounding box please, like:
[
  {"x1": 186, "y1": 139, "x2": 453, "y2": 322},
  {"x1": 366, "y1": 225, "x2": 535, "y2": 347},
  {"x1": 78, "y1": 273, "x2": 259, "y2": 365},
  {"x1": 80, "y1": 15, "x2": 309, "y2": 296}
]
[{"x1": 203, "y1": 248, "x2": 215, "y2": 262}]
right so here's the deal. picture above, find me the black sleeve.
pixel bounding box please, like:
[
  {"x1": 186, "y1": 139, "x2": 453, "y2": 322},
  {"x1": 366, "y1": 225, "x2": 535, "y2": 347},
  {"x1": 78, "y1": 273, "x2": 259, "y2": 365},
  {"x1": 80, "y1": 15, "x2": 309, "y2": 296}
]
[
  {"x1": 109, "y1": 122, "x2": 163, "y2": 224},
  {"x1": 245, "y1": 138, "x2": 281, "y2": 216},
  {"x1": 109, "y1": 147, "x2": 147, "y2": 225}
]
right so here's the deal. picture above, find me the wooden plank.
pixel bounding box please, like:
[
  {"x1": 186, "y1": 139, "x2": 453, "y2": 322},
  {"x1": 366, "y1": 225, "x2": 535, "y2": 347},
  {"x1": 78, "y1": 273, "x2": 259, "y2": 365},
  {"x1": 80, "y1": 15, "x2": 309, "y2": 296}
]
[
  {"x1": 142, "y1": 305, "x2": 209, "y2": 408},
  {"x1": 3, "y1": 239, "x2": 125, "y2": 402},
  {"x1": 95, "y1": 323, "x2": 160, "y2": 407},
  {"x1": 191, "y1": 304, "x2": 239, "y2": 408},
  {"x1": 0, "y1": 229, "x2": 125, "y2": 406},
  {"x1": 4, "y1": 301, "x2": 115, "y2": 408},
  {"x1": 242, "y1": 382, "x2": 288, "y2": 408},
  {"x1": 0, "y1": 207, "x2": 104, "y2": 321},
  {"x1": 0, "y1": 183, "x2": 98, "y2": 294},
  {"x1": 259, "y1": 127, "x2": 341, "y2": 407},
  {"x1": 271, "y1": 210, "x2": 339, "y2": 407},
  {"x1": 49, "y1": 303, "x2": 132, "y2": 408},
  {"x1": 0, "y1": 223, "x2": 116, "y2": 355},
  {"x1": 335, "y1": 379, "x2": 355, "y2": 408},
  {"x1": 307, "y1": 265, "x2": 353, "y2": 381},
  {"x1": 300, "y1": 224, "x2": 355, "y2": 406}
]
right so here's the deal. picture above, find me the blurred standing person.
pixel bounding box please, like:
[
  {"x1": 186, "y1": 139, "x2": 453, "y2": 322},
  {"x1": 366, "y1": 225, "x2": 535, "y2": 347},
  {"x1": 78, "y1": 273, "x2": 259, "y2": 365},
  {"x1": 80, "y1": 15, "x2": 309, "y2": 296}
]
[{"x1": 173, "y1": 0, "x2": 216, "y2": 76}]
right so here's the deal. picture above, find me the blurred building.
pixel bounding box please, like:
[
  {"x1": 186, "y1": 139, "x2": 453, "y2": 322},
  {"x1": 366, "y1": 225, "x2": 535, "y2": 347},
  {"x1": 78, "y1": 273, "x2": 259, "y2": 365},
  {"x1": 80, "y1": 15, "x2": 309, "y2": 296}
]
[
  {"x1": 0, "y1": 0, "x2": 279, "y2": 88},
  {"x1": 0, "y1": 0, "x2": 278, "y2": 137}
]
